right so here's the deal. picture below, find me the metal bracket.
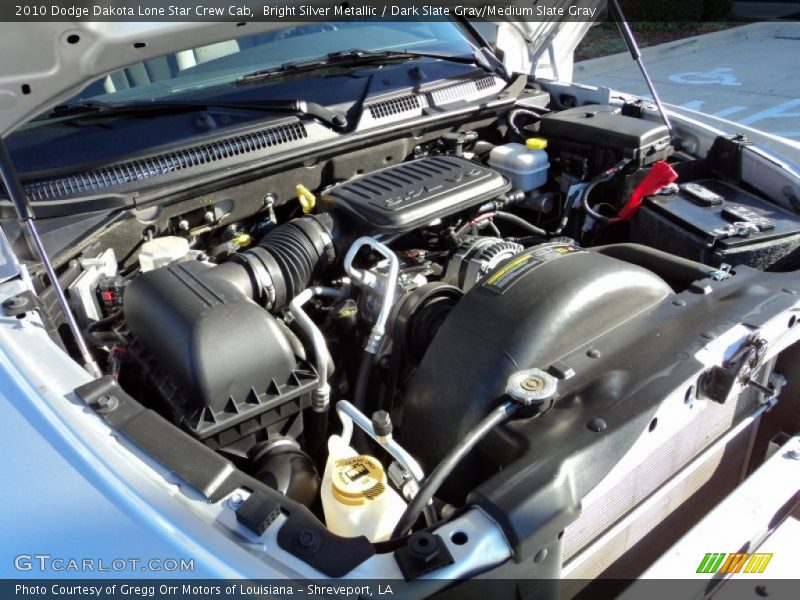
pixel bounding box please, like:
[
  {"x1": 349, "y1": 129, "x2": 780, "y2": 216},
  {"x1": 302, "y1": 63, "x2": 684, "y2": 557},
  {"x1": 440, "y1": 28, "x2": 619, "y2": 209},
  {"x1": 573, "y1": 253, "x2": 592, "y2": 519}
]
[
  {"x1": 707, "y1": 134, "x2": 752, "y2": 182},
  {"x1": 699, "y1": 336, "x2": 774, "y2": 404},
  {"x1": 1, "y1": 290, "x2": 37, "y2": 317}
]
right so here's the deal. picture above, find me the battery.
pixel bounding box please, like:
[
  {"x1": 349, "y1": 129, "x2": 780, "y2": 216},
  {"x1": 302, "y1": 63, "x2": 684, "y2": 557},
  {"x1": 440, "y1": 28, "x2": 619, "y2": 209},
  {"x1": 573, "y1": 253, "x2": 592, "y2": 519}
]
[{"x1": 632, "y1": 179, "x2": 800, "y2": 270}]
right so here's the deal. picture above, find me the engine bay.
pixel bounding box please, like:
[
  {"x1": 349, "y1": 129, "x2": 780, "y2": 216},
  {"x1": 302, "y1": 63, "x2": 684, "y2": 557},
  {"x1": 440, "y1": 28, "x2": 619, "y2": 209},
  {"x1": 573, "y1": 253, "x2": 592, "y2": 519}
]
[{"x1": 10, "y1": 90, "x2": 800, "y2": 581}]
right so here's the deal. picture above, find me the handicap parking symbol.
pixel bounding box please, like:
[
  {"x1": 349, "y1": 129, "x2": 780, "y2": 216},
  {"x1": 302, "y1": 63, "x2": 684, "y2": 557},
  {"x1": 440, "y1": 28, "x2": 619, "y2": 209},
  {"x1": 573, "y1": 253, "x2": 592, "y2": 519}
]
[{"x1": 668, "y1": 67, "x2": 741, "y2": 86}]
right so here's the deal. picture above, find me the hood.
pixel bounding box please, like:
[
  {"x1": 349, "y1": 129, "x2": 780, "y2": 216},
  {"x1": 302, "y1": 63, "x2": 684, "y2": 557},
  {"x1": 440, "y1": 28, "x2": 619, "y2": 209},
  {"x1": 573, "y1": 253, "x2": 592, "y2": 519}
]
[
  {"x1": 0, "y1": 8, "x2": 597, "y2": 137},
  {"x1": 488, "y1": 19, "x2": 593, "y2": 81},
  {"x1": 0, "y1": 21, "x2": 301, "y2": 136}
]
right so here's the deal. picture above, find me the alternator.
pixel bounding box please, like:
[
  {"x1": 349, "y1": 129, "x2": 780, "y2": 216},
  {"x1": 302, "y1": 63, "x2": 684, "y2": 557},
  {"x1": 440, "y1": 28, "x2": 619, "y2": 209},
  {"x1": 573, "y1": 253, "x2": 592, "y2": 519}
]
[{"x1": 444, "y1": 237, "x2": 523, "y2": 291}]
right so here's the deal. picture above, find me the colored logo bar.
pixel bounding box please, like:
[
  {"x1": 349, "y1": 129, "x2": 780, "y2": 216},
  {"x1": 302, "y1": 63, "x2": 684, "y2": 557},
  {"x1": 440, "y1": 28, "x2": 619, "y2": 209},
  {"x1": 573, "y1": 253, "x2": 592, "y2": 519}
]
[{"x1": 697, "y1": 552, "x2": 772, "y2": 574}]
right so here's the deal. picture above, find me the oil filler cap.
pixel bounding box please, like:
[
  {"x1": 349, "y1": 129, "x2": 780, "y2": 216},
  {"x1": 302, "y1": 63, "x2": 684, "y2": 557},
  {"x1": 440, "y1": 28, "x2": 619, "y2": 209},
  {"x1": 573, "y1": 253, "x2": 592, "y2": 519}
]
[{"x1": 506, "y1": 368, "x2": 557, "y2": 407}]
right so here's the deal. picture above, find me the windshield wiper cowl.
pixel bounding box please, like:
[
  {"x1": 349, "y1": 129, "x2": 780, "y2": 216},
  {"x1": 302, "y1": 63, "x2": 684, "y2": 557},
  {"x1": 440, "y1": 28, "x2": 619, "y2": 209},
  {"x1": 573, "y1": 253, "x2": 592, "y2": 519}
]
[
  {"x1": 261, "y1": 99, "x2": 347, "y2": 130},
  {"x1": 39, "y1": 98, "x2": 348, "y2": 131}
]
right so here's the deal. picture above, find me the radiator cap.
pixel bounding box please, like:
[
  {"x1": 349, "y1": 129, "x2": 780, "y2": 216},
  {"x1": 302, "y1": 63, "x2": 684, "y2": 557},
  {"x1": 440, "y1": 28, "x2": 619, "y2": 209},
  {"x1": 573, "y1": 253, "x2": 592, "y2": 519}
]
[{"x1": 506, "y1": 368, "x2": 557, "y2": 406}]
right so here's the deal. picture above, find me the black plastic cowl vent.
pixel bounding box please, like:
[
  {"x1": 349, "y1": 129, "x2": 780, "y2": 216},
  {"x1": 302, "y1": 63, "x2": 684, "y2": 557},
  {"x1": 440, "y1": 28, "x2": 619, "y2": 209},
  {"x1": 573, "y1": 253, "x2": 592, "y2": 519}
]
[
  {"x1": 428, "y1": 75, "x2": 498, "y2": 105},
  {"x1": 366, "y1": 94, "x2": 422, "y2": 119},
  {"x1": 364, "y1": 75, "x2": 498, "y2": 121},
  {"x1": 2, "y1": 120, "x2": 307, "y2": 201}
]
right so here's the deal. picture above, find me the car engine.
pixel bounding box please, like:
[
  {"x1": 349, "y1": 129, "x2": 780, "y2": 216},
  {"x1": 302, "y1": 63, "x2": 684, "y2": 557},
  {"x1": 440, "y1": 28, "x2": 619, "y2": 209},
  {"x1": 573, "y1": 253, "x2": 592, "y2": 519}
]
[{"x1": 44, "y1": 99, "x2": 800, "y2": 584}]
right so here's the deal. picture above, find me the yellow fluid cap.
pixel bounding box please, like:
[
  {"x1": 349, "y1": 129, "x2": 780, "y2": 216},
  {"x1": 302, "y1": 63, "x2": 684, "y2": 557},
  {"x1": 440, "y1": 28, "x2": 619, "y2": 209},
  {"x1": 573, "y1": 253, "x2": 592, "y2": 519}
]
[
  {"x1": 525, "y1": 137, "x2": 548, "y2": 150},
  {"x1": 233, "y1": 233, "x2": 252, "y2": 248},
  {"x1": 331, "y1": 455, "x2": 386, "y2": 506},
  {"x1": 337, "y1": 305, "x2": 357, "y2": 319},
  {"x1": 296, "y1": 184, "x2": 316, "y2": 214}
]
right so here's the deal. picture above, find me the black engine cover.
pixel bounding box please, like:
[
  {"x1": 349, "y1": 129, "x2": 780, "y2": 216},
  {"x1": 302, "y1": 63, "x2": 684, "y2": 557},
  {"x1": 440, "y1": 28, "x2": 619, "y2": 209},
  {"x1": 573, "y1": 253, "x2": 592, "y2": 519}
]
[
  {"x1": 322, "y1": 155, "x2": 509, "y2": 232},
  {"x1": 399, "y1": 244, "x2": 672, "y2": 499}
]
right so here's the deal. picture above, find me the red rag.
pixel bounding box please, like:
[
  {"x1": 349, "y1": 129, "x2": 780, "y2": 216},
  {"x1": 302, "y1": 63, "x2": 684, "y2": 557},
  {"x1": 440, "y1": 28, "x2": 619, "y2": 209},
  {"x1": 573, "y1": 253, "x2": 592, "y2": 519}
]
[{"x1": 617, "y1": 161, "x2": 678, "y2": 221}]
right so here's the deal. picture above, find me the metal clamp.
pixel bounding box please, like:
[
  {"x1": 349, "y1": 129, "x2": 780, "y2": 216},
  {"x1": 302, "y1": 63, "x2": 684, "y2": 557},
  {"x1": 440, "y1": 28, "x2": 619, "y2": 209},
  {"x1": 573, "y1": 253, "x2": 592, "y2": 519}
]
[
  {"x1": 709, "y1": 263, "x2": 732, "y2": 282},
  {"x1": 706, "y1": 222, "x2": 759, "y2": 248}
]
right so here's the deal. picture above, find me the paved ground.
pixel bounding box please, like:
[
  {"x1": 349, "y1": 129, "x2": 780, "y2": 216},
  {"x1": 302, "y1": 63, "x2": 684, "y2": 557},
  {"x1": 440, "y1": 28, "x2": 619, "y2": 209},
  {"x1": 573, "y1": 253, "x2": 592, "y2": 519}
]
[{"x1": 574, "y1": 23, "x2": 800, "y2": 140}]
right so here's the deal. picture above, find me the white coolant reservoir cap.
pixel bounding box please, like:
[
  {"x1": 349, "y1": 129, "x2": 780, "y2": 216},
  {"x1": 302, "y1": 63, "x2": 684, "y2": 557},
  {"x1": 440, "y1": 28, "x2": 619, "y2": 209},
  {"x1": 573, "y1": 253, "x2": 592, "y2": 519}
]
[
  {"x1": 506, "y1": 368, "x2": 557, "y2": 406},
  {"x1": 138, "y1": 236, "x2": 190, "y2": 272},
  {"x1": 330, "y1": 455, "x2": 386, "y2": 506}
]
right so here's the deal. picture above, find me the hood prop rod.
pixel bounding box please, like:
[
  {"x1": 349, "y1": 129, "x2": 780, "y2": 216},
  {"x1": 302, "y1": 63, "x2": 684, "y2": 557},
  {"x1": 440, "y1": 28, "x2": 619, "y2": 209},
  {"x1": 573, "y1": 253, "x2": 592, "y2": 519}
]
[
  {"x1": 608, "y1": 0, "x2": 675, "y2": 140},
  {"x1": 0, "y1": 138, "x2": 102, "y2": 378}
]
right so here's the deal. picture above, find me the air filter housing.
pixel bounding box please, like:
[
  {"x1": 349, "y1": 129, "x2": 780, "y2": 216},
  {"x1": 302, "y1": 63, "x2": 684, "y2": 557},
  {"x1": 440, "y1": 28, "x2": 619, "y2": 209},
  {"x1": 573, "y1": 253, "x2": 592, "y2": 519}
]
[{"x1": 124, "y1": 260, "x2": 317, "y2": 446}]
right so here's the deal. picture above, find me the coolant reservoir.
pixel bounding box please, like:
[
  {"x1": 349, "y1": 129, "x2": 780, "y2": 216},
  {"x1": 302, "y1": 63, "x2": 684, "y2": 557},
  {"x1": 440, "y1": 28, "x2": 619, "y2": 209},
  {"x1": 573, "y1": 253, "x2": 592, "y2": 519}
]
[
  {"x1": 488, "y1": 138, "x2": 549, "y2": 192},
  {"x1": 321, "y1": 435, "x2": 406, "y2": 542}
]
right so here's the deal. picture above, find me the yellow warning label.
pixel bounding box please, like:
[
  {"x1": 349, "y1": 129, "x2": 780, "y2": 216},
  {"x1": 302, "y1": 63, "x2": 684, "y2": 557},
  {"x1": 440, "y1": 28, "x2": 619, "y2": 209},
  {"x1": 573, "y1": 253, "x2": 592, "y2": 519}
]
[
  {"x1": 483, "y1": 244, "x2": 583, "y2": 293},
  {"x1": 485, "y1": 254, "x2": 536, "y2": 286}
]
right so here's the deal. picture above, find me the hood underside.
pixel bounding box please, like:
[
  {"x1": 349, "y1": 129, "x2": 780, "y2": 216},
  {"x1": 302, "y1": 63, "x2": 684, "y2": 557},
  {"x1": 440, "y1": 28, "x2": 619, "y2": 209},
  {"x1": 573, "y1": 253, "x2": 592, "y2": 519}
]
[{"x1": 0, "y1": 9, "x2": 594, "y2": 136}]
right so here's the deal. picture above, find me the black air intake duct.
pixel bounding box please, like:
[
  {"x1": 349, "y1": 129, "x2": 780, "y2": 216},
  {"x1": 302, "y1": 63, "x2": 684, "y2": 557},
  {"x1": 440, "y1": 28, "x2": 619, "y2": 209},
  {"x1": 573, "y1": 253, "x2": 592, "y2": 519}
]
[{"x1": 215, "y1": 214, "x2": 335, "y2": 310}]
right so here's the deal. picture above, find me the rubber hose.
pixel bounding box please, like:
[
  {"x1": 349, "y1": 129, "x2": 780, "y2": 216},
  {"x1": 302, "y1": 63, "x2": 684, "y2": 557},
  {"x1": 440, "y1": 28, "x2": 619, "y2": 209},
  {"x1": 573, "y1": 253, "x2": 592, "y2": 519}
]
[
  {"x1": 304, "y1": 406, "x2": 329, "y2": 460},
  {"x1": 391, "y1": 401, "x2": 519, "y2": 539},
  {"x1": 223, "y1": 214, "x2": 334, "y2": 310},
  {"x1": 491, "y1": 211, "x2": 548, "y2": 237},
  {"x1": 351, "y1": 350, "x2": 376, "y2": 450},
  {"x1": 592, "y1": 244, "x2": 716, "y2": 291},
  {"x1": 86, "y1": 310, "x2": 123, "y2": 332}
]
